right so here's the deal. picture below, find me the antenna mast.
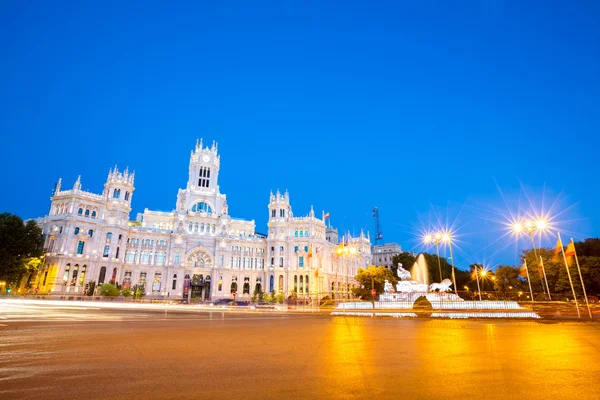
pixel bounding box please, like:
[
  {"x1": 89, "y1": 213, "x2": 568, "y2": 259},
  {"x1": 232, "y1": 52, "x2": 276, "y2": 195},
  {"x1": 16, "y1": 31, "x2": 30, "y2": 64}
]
[{"x1": 372, "y1": 207, "x2": 383, "y2": 245}]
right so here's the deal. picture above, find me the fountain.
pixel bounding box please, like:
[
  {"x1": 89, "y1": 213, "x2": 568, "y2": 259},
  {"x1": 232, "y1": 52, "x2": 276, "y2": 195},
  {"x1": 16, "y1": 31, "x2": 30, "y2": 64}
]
[{"x1": 337, "y1": 255, "x2": 528, "y2": 311}]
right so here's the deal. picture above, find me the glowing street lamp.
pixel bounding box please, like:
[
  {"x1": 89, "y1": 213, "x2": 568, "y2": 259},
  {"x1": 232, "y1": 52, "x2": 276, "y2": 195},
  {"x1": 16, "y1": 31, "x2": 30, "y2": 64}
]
[
  {"x1": 423, "y1": 232, "x2": 444, "y2": 283},
  {"x1": 441, "y1": 231, "x2": 458, "y2": 295},
  {"x1": 511, "y1": 218, "x2": 552, "y2": 299}
]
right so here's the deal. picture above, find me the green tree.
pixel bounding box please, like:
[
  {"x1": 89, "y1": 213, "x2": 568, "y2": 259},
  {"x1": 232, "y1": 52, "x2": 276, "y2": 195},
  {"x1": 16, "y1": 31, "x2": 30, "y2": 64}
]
[
  {"x1": 352, "y1": 265, "x2": 397, "y2": 299},
  {"x1": 98, "y1": 283, "x2": 120, "y2": 297},
  {"x1": 121, "y1": 287, "x2": 133, "y2": 298},
  {"x1": 0, "y1": 213, "x2": 45, "y2": 287},
  {"x1": 251, "y1": 283, "x2": 264, "y2": 302},
  {"x1": 493, "y1": 265, "x2": 521, "y2": 292}
]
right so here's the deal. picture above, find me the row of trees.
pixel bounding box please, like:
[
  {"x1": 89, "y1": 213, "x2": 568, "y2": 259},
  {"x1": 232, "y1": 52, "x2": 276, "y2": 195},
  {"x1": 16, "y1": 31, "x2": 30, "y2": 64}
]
[{"x1": 352, "y1": 238, "x2": 600, "y2": 299}]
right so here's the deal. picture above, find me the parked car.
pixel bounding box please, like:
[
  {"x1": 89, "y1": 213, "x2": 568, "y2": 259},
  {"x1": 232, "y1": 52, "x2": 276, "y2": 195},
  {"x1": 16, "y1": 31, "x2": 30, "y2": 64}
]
[{"x1": 209, "y1": 298, "x2": 234, "y2": 306}]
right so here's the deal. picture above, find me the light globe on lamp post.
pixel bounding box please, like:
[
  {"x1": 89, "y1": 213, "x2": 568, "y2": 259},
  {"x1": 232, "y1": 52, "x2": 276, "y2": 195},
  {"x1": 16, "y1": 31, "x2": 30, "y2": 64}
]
[{"x1": 423, "y1": 232, "x2": 444, "y2": 283}]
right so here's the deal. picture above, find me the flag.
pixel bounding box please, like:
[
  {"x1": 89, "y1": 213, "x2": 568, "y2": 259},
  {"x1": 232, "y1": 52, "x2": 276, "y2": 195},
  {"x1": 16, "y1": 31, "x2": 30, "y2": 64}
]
[
  {"x1": 552, "y1": 237, "x2": 563, "y2": 262},
  {"x1": 308, "y1": 245, "x2": 313, "y2": 258},
  {"x1": 519, "y1": 263, "x2": 528, "y2": 278},
  {"x1": 323, "y1": 212, "x2": 330, "y2": 220},
  {"x1": 565, "y1": 241, "x2": 576, "y2": 257}
]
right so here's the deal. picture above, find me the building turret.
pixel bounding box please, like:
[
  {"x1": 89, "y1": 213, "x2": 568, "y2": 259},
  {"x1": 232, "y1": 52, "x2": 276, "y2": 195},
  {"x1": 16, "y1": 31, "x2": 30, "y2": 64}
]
[
  {"x1": 103, "y1": 166, "x2": 135, "y2": 225},
  {"x1": 268, "y1": 189, "x2": 292, "y2": 221},
  {"x1": 188, "y1": 138, "x2": 220, "y2": 192}
]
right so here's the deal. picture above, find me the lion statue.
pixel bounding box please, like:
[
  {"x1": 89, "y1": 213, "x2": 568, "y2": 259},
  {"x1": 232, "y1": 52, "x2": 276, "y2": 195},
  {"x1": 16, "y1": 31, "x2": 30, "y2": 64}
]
[{"x1": 429, "y1": 279, "x2": 453, "y2": 292}]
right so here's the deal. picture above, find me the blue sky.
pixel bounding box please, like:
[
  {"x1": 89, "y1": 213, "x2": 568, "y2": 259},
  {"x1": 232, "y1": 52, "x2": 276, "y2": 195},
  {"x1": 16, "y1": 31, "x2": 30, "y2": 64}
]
[{"x1": 1, "y1": 1, "x2": 598, "y2": 270}]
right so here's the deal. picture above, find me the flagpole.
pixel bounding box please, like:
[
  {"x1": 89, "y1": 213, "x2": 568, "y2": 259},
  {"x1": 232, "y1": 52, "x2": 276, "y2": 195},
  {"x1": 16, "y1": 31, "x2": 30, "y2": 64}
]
[
  {"x1": 524, "y1": 259, "x2": 534, "y2": 303},
  {"x1": 529, "y1": 232, "x2": 551, "y2": 299},
  {"x1": 571, "y1": 238, "x2": 592, "y2": 319},
  {"x1": 539, "y1": 256, "x2": 551, "y2": 300},
  {"x1": 558, "y1": 233, "x2": 580, "y2": 318}
]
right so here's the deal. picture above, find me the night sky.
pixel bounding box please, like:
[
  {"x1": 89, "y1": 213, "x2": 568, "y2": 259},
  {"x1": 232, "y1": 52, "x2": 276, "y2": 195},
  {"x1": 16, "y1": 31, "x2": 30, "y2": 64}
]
[{"x1": 1, "y1": 1, "x2": 598, "y2": 270}]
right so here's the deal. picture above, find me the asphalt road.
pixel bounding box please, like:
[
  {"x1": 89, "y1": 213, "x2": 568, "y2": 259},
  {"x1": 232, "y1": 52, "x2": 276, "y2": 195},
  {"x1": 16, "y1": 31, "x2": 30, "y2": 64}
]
[{"x1": 1, "y1": 303, "x2": 599, "y2": 400}]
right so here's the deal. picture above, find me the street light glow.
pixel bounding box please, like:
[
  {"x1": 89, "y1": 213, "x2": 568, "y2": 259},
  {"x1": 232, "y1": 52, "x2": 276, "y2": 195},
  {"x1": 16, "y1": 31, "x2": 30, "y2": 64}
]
[
  {"x1": 423, "y1": 234, "x2": 433, "y2": 244},
  {"x1": 434, "y1": 232, "x2": 442, "y2": 241},
  {"x1": 535, "y1": 219, "x2": 548, "y2": 231},
  {"x1": 512, "y1": 222, "x2": 523, "y2": 233}
]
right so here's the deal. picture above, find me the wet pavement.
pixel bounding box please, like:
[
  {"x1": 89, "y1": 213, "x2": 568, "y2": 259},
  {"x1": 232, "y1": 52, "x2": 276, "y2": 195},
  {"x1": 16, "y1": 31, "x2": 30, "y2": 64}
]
[{"x1": 1, "y1": 301, "x2": 599, "y2": 400}]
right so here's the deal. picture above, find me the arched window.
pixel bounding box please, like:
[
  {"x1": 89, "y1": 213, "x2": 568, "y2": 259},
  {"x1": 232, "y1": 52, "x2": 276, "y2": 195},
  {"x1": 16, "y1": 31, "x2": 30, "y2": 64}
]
[
  {"x1": 84, "y1": 209, "x2": 89, "y2": 217},
  {"x1": 78, "y1": 208, "x2": 83, "y2": 215},
  {"x1": 74, "y1": 227, "x2": 80, "y2": 235},
  {"x1": 188, "y1": 223, "x2": 192, "y2": 231},
  {"x1": 299, "y1": 275, "x2": 304, "y2": 293},
  {"x1": 201, "y1": 223, "x2": 205, "y2": 232},
  {"x1": 299, "y1": 231, "x2": 304, "y2": 237},
  {"x1": 106, "y1": 232, "x2": 112, "y2": 239},
  {"x1": 103, "y1": 245, "x2": 110, "y2": 257},
  {"x1": 212, "y1": 224, "x2": 216, "y2": 233},
  {"x1": 111, "y1": 268, "x2": 118, "y2": 285},
  {"x1": 278, "y1": 275, "x2": 284, "y2": 292},
  {"x1": 98, "y1": 266, "x2": 107, "y2": 284},
  {"x1": 279, "y1": 246, "x2": 284, "y2": 253},
  {"x1": 299, "y1": 256, "x2": 304, "y2": 268},
  {"x1": 77, "y1": 241, "x2": 85, "y2": 255},
  {"x1": 269, "y1": 275, "x2": 274, "y2": 292},
  {"x1": 295, "y1": 231, "x2": 298, "y2": 237},
  {"x1": 79, "y1": 265, "x2": 87, "y2": 286},
  {"x1": 124, "y1": 192, "x2": 130, "y2": 201},
  {"x1": 294, "y1": 246, "x2": 298, "y2": 252},
  {"x1": 305, "y1": 231, "x2": 309, "y2": 237},
  {"x1": 294, "y1": 275, "x2": 298, "y2": 292},
  {"x1": 91, "y1": 211, "x2": 97, "y2": 218},
  {"x1": 113, "y1": 189, "x2": 120, "y2": 198},
  {"x1": 88, "y1": 229, "x2": 93, "y2": 237},
  {"x1": 305, "y1": 275, "x2": 309, "y2": 293},
  {"x1": 230, "y1": 280, "x2": 237, "y2": 294},
  {"x1": 243, "y1": 277, "x2": 250, "y2": 294},
  {"x1": 190, "y1": 202, "x2": 213, "y2": 214},
  {"x1": 63, "y1": 263, "x2": 71, "y2": 286},
  {"x1": 71, "y1": 264, "x2": 79, "y2": 286},
  {"x1": 304, "y1": 246, "x2": 309, "y2": 252}
]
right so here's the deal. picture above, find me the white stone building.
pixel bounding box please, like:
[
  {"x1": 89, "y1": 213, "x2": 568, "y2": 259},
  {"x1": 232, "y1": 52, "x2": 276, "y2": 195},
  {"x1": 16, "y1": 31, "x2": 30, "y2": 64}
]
[
  {"x1": 371, "y1": 243, "x2": 402, "y2": 270},
  {"x1": 32, "y1": 140, "x2": 371, "y2": 301}
]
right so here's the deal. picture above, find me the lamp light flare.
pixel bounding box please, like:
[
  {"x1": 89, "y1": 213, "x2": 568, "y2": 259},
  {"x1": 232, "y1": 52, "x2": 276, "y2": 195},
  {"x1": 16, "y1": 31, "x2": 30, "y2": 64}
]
[
  {"x1": 442, "y1": 233, "x2": 451, "y2": 242},
  {"x1": 434, "y1": 232, "x2": 442, "y2": 241},
  {"x1": 423, "y1": 234, "x2": 433, "y2": 244},
  {"x1": 535, "y1": 219, "x2": 548, "y2": 231},
  {"x1": 512, "y1": 222, "x2": 523, "y2": 234}
]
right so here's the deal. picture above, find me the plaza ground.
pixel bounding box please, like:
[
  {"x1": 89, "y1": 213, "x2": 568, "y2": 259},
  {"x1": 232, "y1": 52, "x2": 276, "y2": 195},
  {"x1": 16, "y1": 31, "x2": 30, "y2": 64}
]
[{"x1": 1, "y1": 300, "x2": 599, "y2": 400}]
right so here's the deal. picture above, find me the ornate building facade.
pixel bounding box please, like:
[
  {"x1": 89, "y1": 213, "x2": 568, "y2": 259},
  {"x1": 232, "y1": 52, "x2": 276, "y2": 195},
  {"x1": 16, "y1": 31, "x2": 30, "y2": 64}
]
[{"x1": 32, "y1": 140, "x2": 371, "y2": 300}]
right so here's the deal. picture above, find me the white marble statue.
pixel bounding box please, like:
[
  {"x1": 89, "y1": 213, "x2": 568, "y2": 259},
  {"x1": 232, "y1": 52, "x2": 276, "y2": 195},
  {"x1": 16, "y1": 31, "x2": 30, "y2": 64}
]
[
  {"x1": 429, "y1": 279, "x2": 453, "y2": 292},
  {"x1": 384, "y1": 280, "x2": 395, "y2": 293},
  {"x1": 396, "y1": 264, "x2": 412, "y2": 281}
]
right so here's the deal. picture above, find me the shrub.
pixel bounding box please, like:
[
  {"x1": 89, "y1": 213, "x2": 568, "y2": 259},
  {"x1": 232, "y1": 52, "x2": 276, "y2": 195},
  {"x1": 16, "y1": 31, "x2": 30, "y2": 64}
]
[
  {"x1": 413, "y1": 296, "x2": 433, "y2": 310},
  {"x1": 98, "y1": 283, "x2": 120, "y2": 297}
]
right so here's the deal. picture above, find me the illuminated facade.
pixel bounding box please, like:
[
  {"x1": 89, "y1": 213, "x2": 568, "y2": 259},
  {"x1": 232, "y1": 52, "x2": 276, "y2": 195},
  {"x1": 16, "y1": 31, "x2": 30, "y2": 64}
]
[{"x1": 32, "y1": 140, "x2": 371, "y2": 300}]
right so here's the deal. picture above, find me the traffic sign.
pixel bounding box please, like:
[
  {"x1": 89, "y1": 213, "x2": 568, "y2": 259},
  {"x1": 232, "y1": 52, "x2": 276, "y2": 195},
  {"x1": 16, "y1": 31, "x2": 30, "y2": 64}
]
[{"x1": 371, "y1": 289, "x2": 377, "y2": 297}]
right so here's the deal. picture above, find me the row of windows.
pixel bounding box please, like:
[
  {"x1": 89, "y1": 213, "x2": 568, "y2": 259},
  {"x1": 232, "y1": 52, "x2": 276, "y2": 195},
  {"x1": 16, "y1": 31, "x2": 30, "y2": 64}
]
[
  {"x1": 271, "y1": 209, "x2": 286, "y2": 218},
  {"x1": 126, "y1": 238, "x2": 169, "y2": 246},
  {"x1": 230, "y1": 257, "x2": 265, "y2": 269},
  {"x1": 231, "y1": 246, "x2": 266, "y2": 254},
  {"x1": 112, "y1": 189, "x2": 130, "y2": 201},
  {"x1": 124, "y1": 250, "x2": 167, "y2": 265},
  {"x1": 188, "y1": 223, "x2": 216, "y2": 233},
  {"x1": 294, "y1": 230, "x2": 310, "y2": 237},
  {"x1": 77, "y1": 208, "x2": 98, "y2": 218},
  {"x1": 293, "y1": 275, "x2": 310, "y2": 293},
  {"x1": 63, "y1": 263, "x2": 87, "y2": 286},
  {"x1": 268, "y1": 256, "x2": 306, "y2": 268}
]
